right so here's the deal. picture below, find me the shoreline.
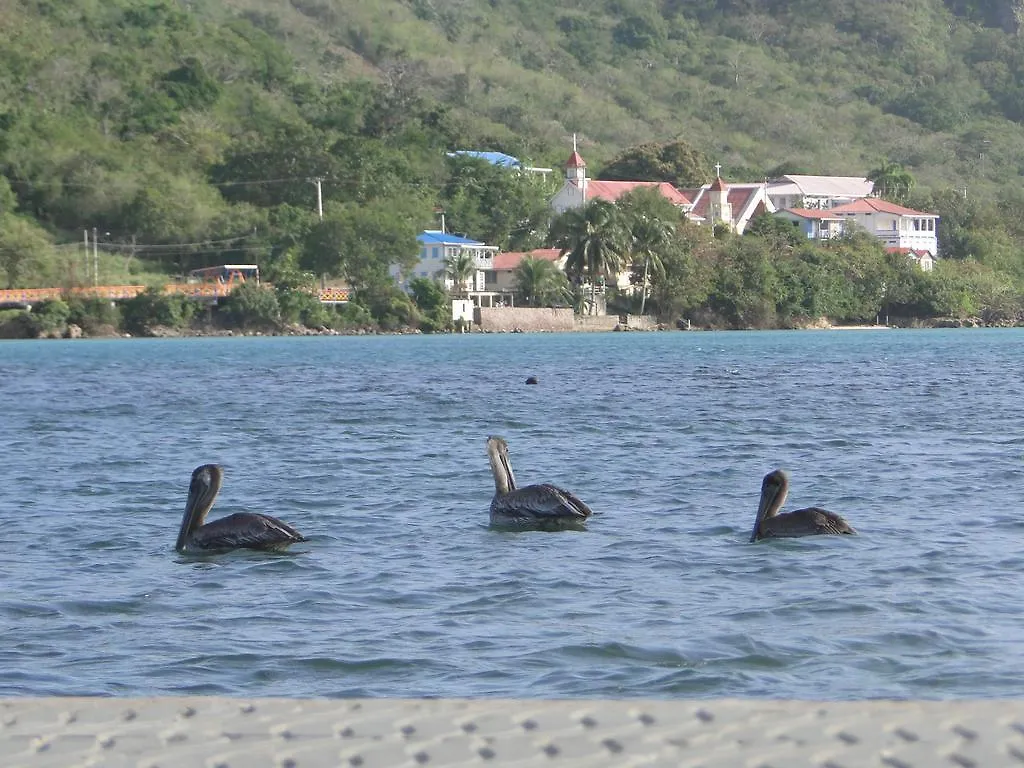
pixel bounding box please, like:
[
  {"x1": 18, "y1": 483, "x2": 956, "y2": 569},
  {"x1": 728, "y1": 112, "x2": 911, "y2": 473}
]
[{"x1": 2, "y1": 319, "x2": 1021, "y2": 341}]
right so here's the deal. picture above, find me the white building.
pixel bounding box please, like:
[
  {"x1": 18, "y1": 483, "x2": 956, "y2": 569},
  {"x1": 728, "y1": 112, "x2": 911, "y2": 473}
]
[
  {"x1": 774, "y1": 198, "x2": 939, "y2": 268},
  {"x1": 766, "y1": 174, "x2": 874, "y2": 210},
  {"x1": 549, "y1": 150, "x2": 692, "y2": 215},
  {"x1": 679, "y1": 174, "x2": 776, "y2": 234},
  {"x1": 391, "y1": 230, "x2": 498, "y2": 293},
  {"x1": 828, "y1": 197, "x2": 939, "y2": 256}
]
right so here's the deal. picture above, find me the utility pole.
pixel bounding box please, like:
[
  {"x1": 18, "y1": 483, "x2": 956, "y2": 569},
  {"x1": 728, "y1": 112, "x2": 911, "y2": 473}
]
[
  {"x1": 312, "y1": 177, "x2": 324, "y2": 220},
  {"x1": 92, "y1": 227, "x2": 99, "y2": 287},
  {"x1": 311, "y1": 177, "x2": 325, "y2": 289},
  {"x1": 83, "y1": 229, "x2": 89, "y2": 287}
]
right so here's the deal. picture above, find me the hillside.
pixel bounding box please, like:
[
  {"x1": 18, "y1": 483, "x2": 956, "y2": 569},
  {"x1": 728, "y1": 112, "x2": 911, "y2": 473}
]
[{"x1": 3, "y1": 0, "x2": 1024, "y2": 291}]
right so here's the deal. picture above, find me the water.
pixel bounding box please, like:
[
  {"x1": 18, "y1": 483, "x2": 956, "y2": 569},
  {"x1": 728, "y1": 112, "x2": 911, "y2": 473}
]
[{"x1": 2, "y1": 329, "x2": 1024, "y2": 701}]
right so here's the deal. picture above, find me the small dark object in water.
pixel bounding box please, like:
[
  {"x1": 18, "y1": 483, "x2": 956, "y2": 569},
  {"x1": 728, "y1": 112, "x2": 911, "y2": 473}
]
[{"x1": 525, "y1": 376, "x2": 539, "y2": 385}]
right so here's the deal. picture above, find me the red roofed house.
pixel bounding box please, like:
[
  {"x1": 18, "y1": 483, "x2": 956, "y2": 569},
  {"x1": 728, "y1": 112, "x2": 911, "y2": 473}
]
[
  {"x1": 482, "y1": 248, "x2": 565, "y2": 302},
  {"x1": 773, "y1": 197, "x2": 938, "y2": 269},
  {"x1": 828, "y1": 198, "x2": 938, "y2": 257}
]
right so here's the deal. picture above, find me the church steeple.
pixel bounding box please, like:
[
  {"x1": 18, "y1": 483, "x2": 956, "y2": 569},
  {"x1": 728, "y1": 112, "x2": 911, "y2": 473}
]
[
  {"x1": 564, "y1": 134, "x2": 587, "y2": 200},
  {"x1": 709, "y1": 162, "x2": 732, "y2": 227}
]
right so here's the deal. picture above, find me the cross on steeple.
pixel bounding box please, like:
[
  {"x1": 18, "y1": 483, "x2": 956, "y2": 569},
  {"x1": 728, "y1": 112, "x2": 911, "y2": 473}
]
[
  {"x1": 573, "y1": 133, "x2": 578, "y2": 152},
  {"x1": 714, "y1": 162, "x2": 722, "y2": 177}
]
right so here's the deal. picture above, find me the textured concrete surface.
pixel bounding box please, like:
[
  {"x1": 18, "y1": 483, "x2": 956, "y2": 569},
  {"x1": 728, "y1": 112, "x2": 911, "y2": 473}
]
[{"x1": 4, "y1": 697, "x2": 1024, "y2": 767}]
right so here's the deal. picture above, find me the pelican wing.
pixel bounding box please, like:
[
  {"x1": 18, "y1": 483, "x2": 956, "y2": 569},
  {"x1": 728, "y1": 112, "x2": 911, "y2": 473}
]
[
  {"x1": 764, "y1": 507, "x2": 856, "y2": 538},
  {"x1": 188, "y1": 512, "x2": 306, "y2": 552},
  {"x1": 491, "y1": 483, "x2": 593, "y2": 527}
]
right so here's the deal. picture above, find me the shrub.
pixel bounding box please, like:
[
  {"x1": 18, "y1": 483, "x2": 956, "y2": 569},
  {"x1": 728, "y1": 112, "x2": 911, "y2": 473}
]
[
  {"x1": 220, "y1": 282, "x2": 281, "y2": 330},
  {"x1": 120, "y1": 288, "x2": 199, "y2": 335},
  {"x1": 32, "y1": 298, "x2": 71, "y2": 334},
  {"x1": 277, "y1": 287, "x2": 331, "y2": 328},
  {"x1": 66, "y1": 296, "x2": 121, "y2": 334}
]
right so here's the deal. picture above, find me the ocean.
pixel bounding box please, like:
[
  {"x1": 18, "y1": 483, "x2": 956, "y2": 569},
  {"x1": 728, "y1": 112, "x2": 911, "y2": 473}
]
[{"x1": 1, "y1": 328, "x2": 1023, "y2": 699}]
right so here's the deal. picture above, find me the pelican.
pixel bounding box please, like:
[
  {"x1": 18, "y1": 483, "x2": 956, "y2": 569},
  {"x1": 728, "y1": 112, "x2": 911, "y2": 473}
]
[
  {"x1": 485, "y1": 436, "x2": 593, "y2": 530},
  {"x1": 175, "y1": 464, "x2": 306, "y2": 553},
  {"x1": 750, "y1": 469, "x2": 856, "y2": 542}
]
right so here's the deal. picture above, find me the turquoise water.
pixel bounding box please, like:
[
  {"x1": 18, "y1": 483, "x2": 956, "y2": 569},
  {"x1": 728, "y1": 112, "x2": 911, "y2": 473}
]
[{"x1": 2, "y1": 329, "x2": 1024, "y2": 700}]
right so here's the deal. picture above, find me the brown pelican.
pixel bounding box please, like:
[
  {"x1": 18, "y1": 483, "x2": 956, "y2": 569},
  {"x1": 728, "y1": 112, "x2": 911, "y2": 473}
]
[
  {"x1": 486, "y1": 436, "x2": 593, "y2": 530},
  {"x1": 750, "y1": 469, "x2": 856, "y2": 542},
  {"x1": 175, "y1": 464, "x2": 306, "y2": 553}
]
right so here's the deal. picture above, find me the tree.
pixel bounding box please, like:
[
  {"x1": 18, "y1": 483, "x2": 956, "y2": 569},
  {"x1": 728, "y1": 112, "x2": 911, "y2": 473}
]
[
  {"x1": 443, "y1": 250, "x2": 477, "y2": 296},
  {"x1": 868, "y1": 160, "x2": 915, "y2": 203},
  {"x1": 514, "y1": 256, "x2": 571, "y2": 307},
  {"x1": 598, "y1": 140, "x2": 711, "y2": 187},
  {"x1": 0, "y1": 213, "x2": 56, "y2": 288},
  {"x1": 549, "y1": 199, "x2": 626, "y2": 315},
  {"x1": 301, "y1": 199, "x2": 423, "y2": 289},
  {"x1": 617, "y1": 188, "x2": 680, "y2": 315}
]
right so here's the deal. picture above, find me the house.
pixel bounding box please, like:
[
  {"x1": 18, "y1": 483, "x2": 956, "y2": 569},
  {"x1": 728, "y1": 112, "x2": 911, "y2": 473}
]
[
  {"x1": 679, "y1": 171, "x2": 776, "y2": 234},
  {"x1": 773, "y1": 199, "x2": 939, "y2": 268},
  {"x1": 484, "y1": 248, "x2": 564, "y2": 297},
  {"x1": 827, "y1": 198, "x2": 938, "y2": 256},
  {"x1": 550, "y1": 149, "x2": 692, "y2": 214},
  {"x1": 887, "y1": 247, "x2": 935, "y2": 272},
  {"x1": 766, "y1": 175, "x2": 874, "y2": 210},
  {"x1": 773, "y1": 208, "x2": 849, "y2": 241},
  {"x1": 391, "y1": 230, "x2": 498, "y2": 295}
]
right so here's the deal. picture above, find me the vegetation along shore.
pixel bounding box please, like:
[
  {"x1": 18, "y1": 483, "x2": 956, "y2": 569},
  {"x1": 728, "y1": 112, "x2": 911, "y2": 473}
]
[{"x1": 4, "y1": 0, "x2": 1024, "y2": 337}]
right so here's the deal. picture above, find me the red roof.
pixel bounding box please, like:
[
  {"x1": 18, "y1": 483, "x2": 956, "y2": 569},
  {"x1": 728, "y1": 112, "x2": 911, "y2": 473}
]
[
  {"x1": 585, "y1": 180, "x2": 691, "y2": 206},
  {"x1": 709, "y1": 176, "x2": 728, "y2": 192},
  {"x1": 689, "y1": 185, "x2": 762, "y2": 219},
  {"x1": 830, "y1": 198, "x2": 934, "y2": 217},
  {"x1": 493, "y1": 248, "x2": 562, "y2": 270},
  {"x1": 565, "y1": 151, "x2": 586, "y2": 168}
]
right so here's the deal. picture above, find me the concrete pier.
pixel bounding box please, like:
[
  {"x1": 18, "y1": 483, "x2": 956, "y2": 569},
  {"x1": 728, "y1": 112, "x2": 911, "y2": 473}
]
[{"x1": 4, "y1": 697, "x2": 1024, "y2": 767}]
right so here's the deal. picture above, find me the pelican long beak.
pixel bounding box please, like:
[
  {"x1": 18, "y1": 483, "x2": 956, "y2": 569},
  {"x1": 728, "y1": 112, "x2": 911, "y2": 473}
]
[
  {"x1": 175, "y1": 464, "x2": 222, "y2": 551},
  {"x1": 486, "y1": 436, "x2": 517, "y2": 494},
  {"x1": 750, "y1": 485, "x2": 772, "y2": 542}
]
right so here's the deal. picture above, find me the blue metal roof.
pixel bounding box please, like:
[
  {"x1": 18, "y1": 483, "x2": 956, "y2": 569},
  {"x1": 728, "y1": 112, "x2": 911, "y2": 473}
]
[
  {"x1": 417, "y1": 230, "x2": 484, "y2": 246},
  {"x1": 447, "y1": 150, "x2": 521, "y2": 168}
]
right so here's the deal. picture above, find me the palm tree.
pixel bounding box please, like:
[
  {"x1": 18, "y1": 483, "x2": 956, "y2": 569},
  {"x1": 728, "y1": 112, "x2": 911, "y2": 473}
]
[
  {"x1": 442, "y1": 250, "x2": 477, "y2": 297},
  {"x1": 627, "y1": 214, "x2": 673, "y2": 316},
  {"x1": 867, "y1": 160, "x2": 915, "y2": 203},
  {"x1": 514, "y1": 256, "x2": 571, "y2": 307},
  {"x1": 550, "y1": 199, "x2": 626, "y2": 315}
]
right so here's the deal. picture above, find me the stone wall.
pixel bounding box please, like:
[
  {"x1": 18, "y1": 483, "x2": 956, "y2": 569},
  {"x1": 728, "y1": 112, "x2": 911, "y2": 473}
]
[
  {"x1": 474, "y1": 308, "x2": 658, "y2": 333},
  {"x1": 475, "y1": 307, "x2": 575, "y2": 332}
]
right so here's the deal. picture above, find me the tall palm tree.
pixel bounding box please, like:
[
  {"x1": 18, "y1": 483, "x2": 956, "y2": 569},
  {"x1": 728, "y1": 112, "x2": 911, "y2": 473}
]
[
  {"x1": 867, "y1": 160, "x2": 915, "y2": 203},
  {"x1": 550, "y1": 199, "x2": 626, "y2": 315},
  {"x1": 443, "y1": 250, "x2": 477, "y2": 297},
  {"x1": 628, "y1": 214, "x2": 673, "y2": 315},
  {"x1": 514, "y1": 256, "x2": 571, "y2": 307}
]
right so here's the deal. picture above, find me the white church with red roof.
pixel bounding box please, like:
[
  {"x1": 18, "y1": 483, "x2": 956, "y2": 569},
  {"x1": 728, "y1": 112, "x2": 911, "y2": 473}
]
[{"x1": 550, "y1": 148, "x2": 774, "y2": 234}]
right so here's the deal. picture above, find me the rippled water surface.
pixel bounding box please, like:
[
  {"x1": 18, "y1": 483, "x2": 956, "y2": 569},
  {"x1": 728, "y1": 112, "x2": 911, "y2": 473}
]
[{"x1": 2, "y1": 329, "x2": 1024, "y2": 700}]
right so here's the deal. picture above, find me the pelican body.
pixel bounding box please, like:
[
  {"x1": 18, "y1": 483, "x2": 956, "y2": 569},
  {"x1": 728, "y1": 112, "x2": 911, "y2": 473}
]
[
  {"x1": 750, "y1": 469, "x2": 856, "y2": 542},
  {"x1": 486, "y1": 436, "x2": 593, "y2": 530},
  {"x1": 175, "y1": 464, "x2": 306, "y2": 553}
]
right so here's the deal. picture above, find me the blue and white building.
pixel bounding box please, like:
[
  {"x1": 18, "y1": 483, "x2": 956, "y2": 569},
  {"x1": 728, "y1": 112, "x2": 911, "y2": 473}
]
[{"x1": 391, "y1": 230, "x2": 499, "y2": 294}]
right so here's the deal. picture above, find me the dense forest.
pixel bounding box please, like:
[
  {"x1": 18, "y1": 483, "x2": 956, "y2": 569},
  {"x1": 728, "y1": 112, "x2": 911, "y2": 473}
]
[{"x1": 3, "y1": 0, "x2": 1024, "y2": 333}]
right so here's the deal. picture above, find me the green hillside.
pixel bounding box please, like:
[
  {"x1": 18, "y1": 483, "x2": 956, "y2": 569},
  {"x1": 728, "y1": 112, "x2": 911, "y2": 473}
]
[{"x1": 3, "y1": 0, "x2": 1024, "y2": 321}]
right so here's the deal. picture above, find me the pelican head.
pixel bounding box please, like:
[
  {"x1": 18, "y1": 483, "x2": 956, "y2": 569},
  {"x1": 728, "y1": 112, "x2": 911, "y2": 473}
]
[
  {"x1": 751, "y1": 468, "x2": 789, "y2": 542},
  {"x1": 176, "y1": 464, "x2": 223, "y2": 551},
  {"x1": 486, "y1": 436, "x2": 517, "y2": 495}
]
